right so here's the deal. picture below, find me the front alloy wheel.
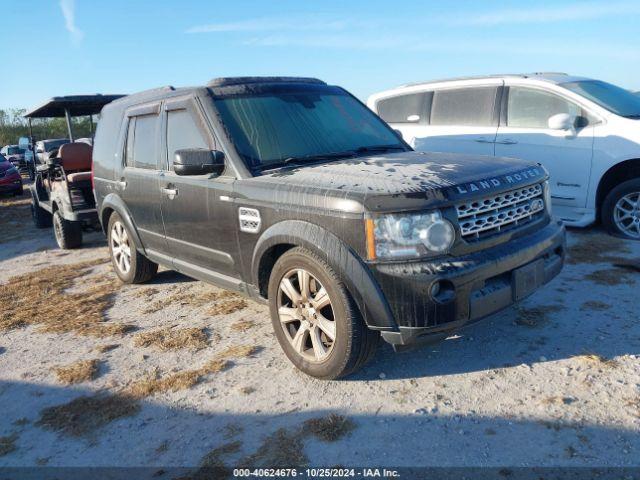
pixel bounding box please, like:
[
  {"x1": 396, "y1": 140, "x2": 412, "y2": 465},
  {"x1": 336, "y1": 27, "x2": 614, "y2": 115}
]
[{"x1": 277, "y1": 268, "x2": 336, "y2": 363}]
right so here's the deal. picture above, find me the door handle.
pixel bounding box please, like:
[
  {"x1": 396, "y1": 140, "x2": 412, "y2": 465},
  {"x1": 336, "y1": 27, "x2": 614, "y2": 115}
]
[
  {"x1": 497, "y1": 139, "x2": 518, "y2": 145},
  {"x1": 474, "y1": 137, "x2": 493, "y2": 143},
  {"x1": 161, "y1": 187, "x2": 178, "y2": 198}
]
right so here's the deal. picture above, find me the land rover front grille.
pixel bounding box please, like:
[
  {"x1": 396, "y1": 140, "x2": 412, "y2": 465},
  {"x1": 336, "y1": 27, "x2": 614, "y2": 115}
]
[{"x1": 456, "y1": 184, "x2": 545, "y2": 240}]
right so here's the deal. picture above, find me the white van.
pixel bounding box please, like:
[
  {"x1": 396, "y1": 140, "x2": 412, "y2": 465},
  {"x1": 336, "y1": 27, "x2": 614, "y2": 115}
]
[{"x1": 368, "y1": 73, "x2": 640, "y2": 239}]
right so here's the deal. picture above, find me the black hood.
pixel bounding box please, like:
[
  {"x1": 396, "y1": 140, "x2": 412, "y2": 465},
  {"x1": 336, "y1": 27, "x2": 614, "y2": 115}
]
[{"x1": 240, "y1": 151, "x2": 547, "y2": 213}]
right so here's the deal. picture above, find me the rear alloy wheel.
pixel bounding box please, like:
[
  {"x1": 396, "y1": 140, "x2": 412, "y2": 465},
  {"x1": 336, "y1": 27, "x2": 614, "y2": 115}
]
[
  {"x1": 603, "y1": 178, "x2": 640, "y2": 240},
  {"x1": 107, "y1": 212, "x2": 158, "y2": 284},
  {"x1": 268, "y1": 247, "x2": 379, "y2": 380},
  {"x1": 53, "y1": 211, "x2": 82, "y2": 249}
]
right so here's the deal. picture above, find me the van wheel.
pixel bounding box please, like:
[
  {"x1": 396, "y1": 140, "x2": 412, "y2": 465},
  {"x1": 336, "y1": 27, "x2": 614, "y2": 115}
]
[
  {"x1": 53, "y1": 211, "x2": 82, "y2": 249},
  {"x1": 108, "y1": 212, "x2": 158, "y2": 283},
  {"x1": 602, "y1": 178, "x2": 640, "y2": 240},
  {"x1": 268, "y1": 247, "x2": 379, "y2": 380},
  {"x1": 31, "y1": 199, "x2": 52, "y2": 228}
]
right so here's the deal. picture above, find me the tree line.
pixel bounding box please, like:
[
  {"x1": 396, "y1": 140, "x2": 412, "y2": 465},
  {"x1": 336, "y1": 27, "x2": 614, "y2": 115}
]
[{"x1": 0, "y1": 109, "x2": 95, "y2": 147}]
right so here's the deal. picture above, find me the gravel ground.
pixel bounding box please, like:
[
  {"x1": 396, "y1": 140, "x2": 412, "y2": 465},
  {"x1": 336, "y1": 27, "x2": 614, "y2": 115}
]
[{"x1": 0, "y1": 192, "x2": 639, "y2": 473}]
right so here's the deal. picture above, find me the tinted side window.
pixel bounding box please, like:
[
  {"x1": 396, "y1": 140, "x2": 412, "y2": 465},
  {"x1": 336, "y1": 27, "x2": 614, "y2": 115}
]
[
  {"x1": 507, "y1": 87, "x2": 581, "y2": 128},
  {"x1": 430, "y1": 87, "x2": 498, "y2": 126},
  {"x1": 124, "y1": 118, "x2": 135, "y2": 167},
  {"x1": 166, "y1": 109, "x2": 209, "y2": 170},
  {"x1": 132, "y1": 114, "x2": 159, "y2": 169},
  {"x1": 376, "y1": 92, "x2": 432, "y2": 124}
]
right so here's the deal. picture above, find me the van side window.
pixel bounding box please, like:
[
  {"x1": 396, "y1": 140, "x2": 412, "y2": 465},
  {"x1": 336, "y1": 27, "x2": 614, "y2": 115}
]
[
  {"x1": 166, "y1": 109, "x2": 209, "y2": 170},
  {"x1": 430, "y1": 87, "x2": 498, "y2": 127},
  {"x1": 507, "y1": 88, "x2": 582, "y2": 129},
  {"x1": 377, "y1": 92, "x2": 432, "y2": 124},
  {"x1": 124, "y1": 118, "x2": 135, "y2": 167},
  {"x1": 131, "y1": 114, "x2": 159, "y2": 169}
]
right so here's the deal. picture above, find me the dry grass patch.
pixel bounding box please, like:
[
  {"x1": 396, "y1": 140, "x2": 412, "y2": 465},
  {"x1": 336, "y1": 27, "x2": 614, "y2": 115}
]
[
  {"x1": 94, "y1": 344, "x2": 119, "y2": 353},
  {"x1": 584, "y1": 267, "x2": 635, "y2": 286},
  {"x1": 230, "y1": 319, "x2": 255, "y2": 332},
  {"x1": 568, "y1": 232, "x2": 631, "y2": 265},
  {"x1": 580, "y1": 301, "x2": 612, "y2": 311},
  {"x1": 53, "y1": 359, "x2": 100, "y2": 385},
  {"x1": 0, "y1": 196, "x2": 32, "y2": 243},
  {"x1": 514, "y1": 304, "x2": 564, "y2": 327},
  {"x1": 36, "y1": 394, "x2": 140, "y2": 437},
  {"x1": 133, "y1": 327, "x2": 208, "y2": 351},
  {"x1": 0, "y1": 259, "x2": 132, "y2": 337},
  {"x1": 140, "y1": 284, "x2": 248, "y2": 316},
  {"x1": 237, "y1": 414, "x2": 355, "y2": 468},
  {"x1": 0, "y1": 433, "x2": 18, "y2": 457},
  {"x1": 573, "y1": 352, "x2": 619, "y2": 368},
  {"x1": 302, "y1": 413, "x2": 356, "y2": 442},
  {"x1": 126, "y1": 359, "x2": 229, "y2": 399},
  {"x1": 216, "y1": 345, "x2": 261, "y2": 360}
]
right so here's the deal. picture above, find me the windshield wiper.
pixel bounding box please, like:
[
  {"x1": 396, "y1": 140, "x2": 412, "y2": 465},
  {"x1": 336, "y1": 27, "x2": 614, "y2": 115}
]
[
  {"x1": 353, "y1": 144, "x2": 407, "y2": 155},
  {"x1": 282, "y1": 151, "x2": 357, "y2": 165}
]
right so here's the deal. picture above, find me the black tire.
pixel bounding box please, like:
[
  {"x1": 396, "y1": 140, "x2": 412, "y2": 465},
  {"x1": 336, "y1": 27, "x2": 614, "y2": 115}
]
[
  {"x1": 268, "y1": 247, "x2": 379, "y2": 380},
  {"x1": 31, "y1": 198, "x2": 53, "y2": 228},
  {"x1": 602, "y1": 178, "x2": 640, "y2": 240},
  {"x1": 107, "y1": 212, "x2": 158, "y2": 284},
  {"x1": 53, "y1": 211, "x2": 83, "y2": 249}
]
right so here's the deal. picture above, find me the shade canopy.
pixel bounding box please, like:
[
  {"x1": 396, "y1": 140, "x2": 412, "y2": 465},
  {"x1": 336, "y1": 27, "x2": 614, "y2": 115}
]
[{"x1": 24, "y1": 95, "x2": 125, "y2": 118}]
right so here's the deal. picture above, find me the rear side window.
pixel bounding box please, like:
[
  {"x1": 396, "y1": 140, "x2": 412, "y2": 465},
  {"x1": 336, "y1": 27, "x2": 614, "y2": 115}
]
[
  {"x1": 430, "y1": 87, "x2": 498, "y2": 126},
  {"x1": 125, "y1": 114, "x2": 159, "y2": 169},
  {"x1": 376, "y1": 92, "x2": 432, "y2": 124},
  {"x1": 166, "y1": 109, "x2": 209, "y2": 170},
  {"x1": 507, "y1": 87, "x2": 582, "y2": 128}
]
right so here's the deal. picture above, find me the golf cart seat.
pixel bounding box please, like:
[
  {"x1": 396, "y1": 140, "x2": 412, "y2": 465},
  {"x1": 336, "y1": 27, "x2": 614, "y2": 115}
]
[{"x1": 58, "y1": 142, "x2": 92, "y2": 184}]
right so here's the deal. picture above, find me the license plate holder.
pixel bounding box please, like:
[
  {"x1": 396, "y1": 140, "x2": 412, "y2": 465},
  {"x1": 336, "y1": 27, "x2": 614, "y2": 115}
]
[{"x1": 512, "y1": 259, "x2": 545, "y2": 301}]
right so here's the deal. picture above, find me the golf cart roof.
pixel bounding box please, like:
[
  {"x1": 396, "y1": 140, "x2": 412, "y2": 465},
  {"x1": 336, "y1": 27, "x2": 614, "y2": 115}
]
[{"x1": 24, "y1": 95, "x2": 125, "y2": 118}]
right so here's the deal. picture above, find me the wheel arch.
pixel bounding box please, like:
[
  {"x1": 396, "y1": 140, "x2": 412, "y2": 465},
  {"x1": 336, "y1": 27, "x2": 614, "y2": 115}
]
[
  {"x1": 100, "y1": 193, "x2": 146, "y2": 254},
  {"x1": 251, "y1": 220, "x2": 397, "y2": 330},
  {"x1": 596, "y1": 158, "x2": 640, "y2": 219}
]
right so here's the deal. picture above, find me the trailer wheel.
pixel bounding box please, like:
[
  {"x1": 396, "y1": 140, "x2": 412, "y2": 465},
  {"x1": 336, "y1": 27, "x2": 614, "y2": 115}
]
[{"x1": 53, "y1": 211, "x2": 83, "y2": 249}]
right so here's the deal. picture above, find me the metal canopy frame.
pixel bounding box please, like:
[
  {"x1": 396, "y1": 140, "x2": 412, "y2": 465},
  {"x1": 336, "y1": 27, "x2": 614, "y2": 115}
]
[{"x1": 24, "y1": 94, "x2": 124, "y2": 142}]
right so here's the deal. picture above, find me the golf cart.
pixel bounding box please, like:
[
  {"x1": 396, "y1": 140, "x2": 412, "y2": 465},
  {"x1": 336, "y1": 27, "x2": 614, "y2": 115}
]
[{"x1": 25, "y1": 95, "x2": 124, "y2": 249}]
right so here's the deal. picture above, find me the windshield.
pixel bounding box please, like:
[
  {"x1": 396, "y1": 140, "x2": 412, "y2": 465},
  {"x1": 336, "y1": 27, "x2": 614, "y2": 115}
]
[
  {"x1": 214, "y1": 88, "x2": 406, "y2": 171},
  {"x1": 562, "y1": 80, "x2": 640, "y2": 118},
  {"x1": 7, "y1": 147, "x2": 24, "y2": 155}
]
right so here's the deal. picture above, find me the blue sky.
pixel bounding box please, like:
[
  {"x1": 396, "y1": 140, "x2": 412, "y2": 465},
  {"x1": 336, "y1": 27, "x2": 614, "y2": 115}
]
[{"x1": 2, "y1": 0, "x2": 640, "y2": 110}]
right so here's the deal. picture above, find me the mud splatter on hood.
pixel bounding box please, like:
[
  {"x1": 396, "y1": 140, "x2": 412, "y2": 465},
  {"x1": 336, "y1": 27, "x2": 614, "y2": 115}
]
[{"x1": 237, "y1": 151, "x2": 546, "y2": 213}]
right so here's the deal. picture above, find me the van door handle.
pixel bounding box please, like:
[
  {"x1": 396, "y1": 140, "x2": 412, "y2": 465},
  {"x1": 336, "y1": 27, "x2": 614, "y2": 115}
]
[
  {"x1": 474, "y1": 137, "x2": 493, "y2": 143},
  {"x1": 497, "y1": 139, "x2": 518, "y2": 145},
  {"x1": 161, "y1": 187, "x2": 178, "y2": 198}
]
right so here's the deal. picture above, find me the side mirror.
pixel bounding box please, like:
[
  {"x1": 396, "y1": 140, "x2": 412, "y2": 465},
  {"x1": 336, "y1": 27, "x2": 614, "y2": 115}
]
[
  {"x1": 548, "y1": 113, "x2": 575, "y2": 131},
  {"x1": 174, "y1": 149, "x2": 225, "y2": 176}
]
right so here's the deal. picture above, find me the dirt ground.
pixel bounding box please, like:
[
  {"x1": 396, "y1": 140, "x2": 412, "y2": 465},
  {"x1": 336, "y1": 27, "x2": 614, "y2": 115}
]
[{"x1": 1, "y1": 191, "x2": 639, "y2": 473}]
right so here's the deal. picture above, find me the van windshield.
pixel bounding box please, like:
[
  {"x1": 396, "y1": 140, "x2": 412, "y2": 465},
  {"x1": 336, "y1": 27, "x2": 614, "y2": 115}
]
[
  {"x1": 562, "y1": 80, "x2": 640, "y2": 118},
  {"x1": 213, "y1": 87, "x2": 407, "y2": 171}
]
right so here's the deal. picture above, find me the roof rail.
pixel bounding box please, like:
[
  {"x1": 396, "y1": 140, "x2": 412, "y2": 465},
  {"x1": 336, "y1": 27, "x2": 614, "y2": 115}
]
[
  {"x1": 401, "y1": 72, "x2": 570, "y2": 88},
  {"x1": 208, "y1": 76, "x2": 326, "y2": 87}
]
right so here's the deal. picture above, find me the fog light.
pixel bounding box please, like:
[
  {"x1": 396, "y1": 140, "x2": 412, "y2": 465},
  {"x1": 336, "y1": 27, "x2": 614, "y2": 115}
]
[{"x1": 430, "y1": 280, "x2": 455, "y2": 303}]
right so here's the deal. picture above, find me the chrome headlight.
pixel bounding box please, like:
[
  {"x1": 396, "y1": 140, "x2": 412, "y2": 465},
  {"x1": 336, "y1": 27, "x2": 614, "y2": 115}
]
[{"x1": 366, "y1": 211, "x2": 455, "y2": 260}]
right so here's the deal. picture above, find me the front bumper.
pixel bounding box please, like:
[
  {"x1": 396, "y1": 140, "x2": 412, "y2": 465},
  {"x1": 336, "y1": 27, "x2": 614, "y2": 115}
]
[{"x1": 371, "y1": 220, "x2": 566, "y2": 347}]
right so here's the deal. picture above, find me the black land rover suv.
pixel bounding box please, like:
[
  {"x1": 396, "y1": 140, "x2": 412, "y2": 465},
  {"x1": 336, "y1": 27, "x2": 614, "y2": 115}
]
[{"x1": 93, "y1": 77, "x2": 565, "y2": 379}]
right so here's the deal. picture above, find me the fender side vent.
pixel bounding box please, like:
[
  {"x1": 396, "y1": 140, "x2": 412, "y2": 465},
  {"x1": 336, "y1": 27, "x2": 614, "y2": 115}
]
[{"x1": 239, "y1": 207, "x2": 261, "y2": 233}]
